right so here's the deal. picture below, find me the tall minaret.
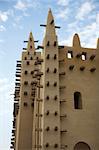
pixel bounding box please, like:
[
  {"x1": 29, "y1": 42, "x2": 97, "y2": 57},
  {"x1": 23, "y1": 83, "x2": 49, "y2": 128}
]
[
  {"x1": 15, "y1": 32, "x2": 37, "y2": 150},
  {"x1": 40, "y1": 9, "x2": 60, "y2": 149}
]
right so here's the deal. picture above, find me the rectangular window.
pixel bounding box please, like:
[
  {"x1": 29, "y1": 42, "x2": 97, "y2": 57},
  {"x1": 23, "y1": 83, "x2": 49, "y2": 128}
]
[
  {"x1": 27, "y1": 61, "x2": 30, "y2": 65},
  {"x1": 67, "y1": 51, "x2": 73, "y2": 59},
  {"x1": 81, "y1": 52, "x2": 87, "y2": 60},
  {"x1": 74, "y1": 92, "x2": 82, "y2": 109}
]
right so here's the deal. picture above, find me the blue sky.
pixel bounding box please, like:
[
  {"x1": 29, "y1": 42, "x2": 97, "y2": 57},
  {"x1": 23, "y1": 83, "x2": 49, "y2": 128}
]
[{"x1": 0, "y1": 0, "x2": 99, "y2": 149}]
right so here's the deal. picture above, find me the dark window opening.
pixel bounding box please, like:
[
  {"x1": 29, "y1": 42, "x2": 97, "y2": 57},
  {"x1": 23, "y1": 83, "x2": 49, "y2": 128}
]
[
  {"x1": 30, "y1": 57, "x2": 33, "y2": 60},
  {"x1": 24, "y1": 91, "x2": 28, "y2": 96},
  {"x1": 74, "y1": 142, "x2": 91, "y2": 150},
  {"x1": 24, "y1": 102, "x2": 28, "y2": 106},
  {"x1": 30, "y1": 45, "x2": 32, "y2": 49},
  {"x1": 27, "y1": 61, "x2": 30, "y2": 65},
  {"x1": 24, "y1": 70, "x2": 28, "y2": 74},
  {"x1": 81, "y1": 52, "x2": 87, "y2": 60},
  {"x1": 54, "y1": 111, "x2": 58, "y2": 116},
  {"x1": 54, "y1": 95, "x2": 57, "y2": 100},
  {"x1": 46, "y1": 68, "x2": 49, "y2": 73},
  {"x1": 46, "y1": 110, "x2": 49, "y2": 115},
  {"x1": 45, "y1": 143, "x2": 49, "y2": 148},
  {"x1": 47, "y1": 41, "x2": 50, "y2": 46},
  {"x1": 54, "y1": 54, "x2": 57, "y2": 59},
  {"x1": 74, "y1": 92, "x2": 82, "y2": 109},
  {"x1": 53, "y1": 68, "x2": 57, "y2": 73},
  {"x1": 46, "y1": 81, "x2": 49, "y2": 87},
  {"x1": 67, "y1": 51, "x2": 73, "y2": 59},
  {"x1": 46, "y1": 126, "x2": 50, "y2": 131},
  {"x1": 54, "y1": 82, "x2": 57, "y2": 87},
  {"x1": 54, "y1": 41, "x2": 57, "y2": 46},
  {"x1": 46, "y1": 96, "x2": 49, "y2": 100},
  {"x1": 54, "y1": 126, "x2": 58, "y2": 131},
  {"x1": 34, "y1": 52, "x2": 36, "y2": 55},
  {"x1": 24, "y1": 81, "x2": 28, "y2": 85},
  {"x1": 54, "y1": 144, "x2": 58, "y2": 148},
  {"x1": 24, "y1": 57, "x2": 27, "y2": 60},
  {"x1": 46, "y1": 54, "x2": 50, "y2": 59},
  {"x1": 31, "y1": 71, "x2": 34, "y2": 74}
]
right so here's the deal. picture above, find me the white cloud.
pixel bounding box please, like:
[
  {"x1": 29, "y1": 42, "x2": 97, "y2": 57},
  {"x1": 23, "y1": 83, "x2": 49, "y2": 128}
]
[
  {"x1": 79, "y1": 14, "x2": 99, "y2": 48},
  {"x1": 12, "y1": 15, "x2": 24, "y2": 29},
  {"x1": 76, "y1": 1, "x2": 94, "y2": 20},
  {"x1": 14, "y1": 0, "x2": 29, "y2": 10},
  {"x1": 0, "y1": 9, "x2": 14, "y2": 22},
  {"x1": 14, "y1": 0, "x2": 38, "y2": 11},
  {"x1": 56, "y1": 8, "x2": 69, "y2": 19},
  {"x1": 0, "y1": 11, "x2": 8, "y2": 22},
  {"x1": 57, "y1": 0, "x2": 70, "y2": 6},
  {"x1": 0, "y1": 25, "x2": 6, "y2": 32}
]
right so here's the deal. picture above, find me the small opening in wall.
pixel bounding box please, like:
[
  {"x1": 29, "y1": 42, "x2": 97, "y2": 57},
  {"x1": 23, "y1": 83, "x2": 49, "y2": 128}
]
[
  {"x1": 24, "y1": 91, "x2": 28, "y2": 96},
  {"x1": 24, "y1": 70, "x2": 28, "y2": 74},
  {"x1": 54, "y1": 111, "x2": 58, "y2": 116},
  {"x1": 67, "y1": 51, "x2": 73, "y2": 59},
  {"x1": 24, "y1": 102, "x2": 28, "y2": 107},
  {"x1": 46, "y1": 126, "x2": 50, "y2": 131},
  {"x1": 30, "y1": 45, "x2": 32, "y2": 49},
  {"x1": 54, "y1": 95, "x2": 58, "y2": 100},
  {"x1": 74, "y1": 92, "x2": 82, "y2": 109},
  {"x1": 47, "y1": 41, "x2": 50, "y2": 46},
  {"x1": 54, "y1": 54, "x2": 57, "y2": 59},
  {"x1": 31, "y1": 102, "x2": 34, "y2": 107},
  {"x1": 46, "y1": 54, "x2": 50, "y2": 59},
  {"x1": 46, "y1": 96, "x2": 49, "y2": 100},
  {"x1": 45, "y1": 143, "x2": 49, "y2": 148},
  {"x1": 46, "y1": 110, "x2": 49, "y2": 115},
  {"x1": 24, "y1": 81, "x2": 28, "y2": 85},
  {"x1": 46, "y1": 81, "x2": 49, "y2": 87},
  {"x1": 54, "y1": 126, "x2": 58, "y2": 131},
  {"x1": 24, "y1": 57, "x2": 27, "y2": 60},
  {"x1": 54, "y1": 144, "x2": 58, "y2": 148},
  {"x1": 46, "y1": 68, "x2": 49, "y2": 73},
  {"x1": 54, "y1": 82, "x2": 57, "y2": 87},
  {"x1": 30, "y1": 57, "x2": 33, "y2": 60},
  {"x1": 31, "y1": 71, "x2": 34, "y2": 74},
  {"x1": 81, "y1": 52, "x2": 87, "y2": 60},
  {"x1": 53, "y1": 68, "x2": 57, "y2": 73},
  {"x1": 54, "y1": 41, "x2": 57, "y2": 46},
  {"x1": 27, "y1": 61, "x2": 30, "y2": 65},
  {"x1": 34, "y1": 52, "x2": 36, "y2": 55}
]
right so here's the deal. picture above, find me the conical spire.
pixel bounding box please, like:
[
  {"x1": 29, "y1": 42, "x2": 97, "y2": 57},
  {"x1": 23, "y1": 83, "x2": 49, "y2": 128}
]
[
  {"x1": 73, "y1": 33, "x2": 81, "y2": 48},
  {"x1": 45, "y1": 9, "x2": 56, "y2": 37},
  {"x1": 27, "y1": 32, "x2": 35, "y2": 52},
  {"x1": 97, "y1": 38, "x2": 99, "y2": 49}
]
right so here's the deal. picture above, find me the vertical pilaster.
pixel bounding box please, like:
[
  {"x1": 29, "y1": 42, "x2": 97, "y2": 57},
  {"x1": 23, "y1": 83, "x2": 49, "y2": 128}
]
[
  {"x1": 15, "y1": 32, "x2": 37, "y2": 150},
  {"x1": 41, "y1": 9, "x2": 60, "y2": 149}
]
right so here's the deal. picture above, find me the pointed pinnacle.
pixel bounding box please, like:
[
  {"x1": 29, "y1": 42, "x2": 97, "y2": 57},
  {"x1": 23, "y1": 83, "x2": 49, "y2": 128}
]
[
  {"x1": 45, "y1": 9, "x2": 56, "y2": 36},
  {"x1": 27, "y1": 32, "x2": 35, "y2": 51},
  {"x1": 73, "y1": 33, "x2": 81, "y2": 48}
]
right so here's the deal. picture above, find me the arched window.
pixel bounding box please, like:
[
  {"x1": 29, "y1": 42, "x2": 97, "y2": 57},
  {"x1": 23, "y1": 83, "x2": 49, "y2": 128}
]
[
  {"x1": 74, "y1": 92, "x2": 82, "y2": 109},
  {"x1": 74, "y1": 142, "x2": 91, "y2": 150}
]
